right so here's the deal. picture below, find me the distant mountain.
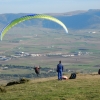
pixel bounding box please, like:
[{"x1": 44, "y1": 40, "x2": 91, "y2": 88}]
[
  {"x1": 0, "y1": 9, "x2": 100, "y2": 30},
  {"x1": 45, "y1": 9, "x2": 100, "y2": 29}
]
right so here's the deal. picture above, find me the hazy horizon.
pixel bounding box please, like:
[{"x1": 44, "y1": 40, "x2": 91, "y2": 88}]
[{"x1": 0, "y1": 0, "x2": 100, "y2": 14}]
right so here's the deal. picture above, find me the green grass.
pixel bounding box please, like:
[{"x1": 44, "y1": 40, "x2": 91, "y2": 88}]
[
  {"x1": 0, "y1": 74, "x2": 100, "y2": 100},
  {"x1": 0, "y1": 27, "x2": 100, "y2": 99}
]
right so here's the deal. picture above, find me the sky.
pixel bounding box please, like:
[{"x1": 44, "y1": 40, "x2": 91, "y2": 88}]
[{"x1": 0, "y1": 0, "x2": 100, "y2": 14}]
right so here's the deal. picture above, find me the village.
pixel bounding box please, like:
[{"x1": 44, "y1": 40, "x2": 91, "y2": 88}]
[{"x1": 0, "y1": 51, "x2": 93, "y2": 61}]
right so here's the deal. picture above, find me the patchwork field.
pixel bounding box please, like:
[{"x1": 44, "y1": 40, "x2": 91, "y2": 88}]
[{"x1": 0, "y1": 27, "x2": 100, "y2": 82}]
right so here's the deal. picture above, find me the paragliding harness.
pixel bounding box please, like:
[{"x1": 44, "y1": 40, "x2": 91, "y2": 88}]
[{"x1": 69, "y1": 73, "x2": 76, "y2": 79}]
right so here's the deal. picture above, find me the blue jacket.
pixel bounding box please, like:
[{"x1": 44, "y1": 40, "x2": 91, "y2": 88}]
[{"x1": 57, "y1": 63, "x2": 63, "y2": 72}]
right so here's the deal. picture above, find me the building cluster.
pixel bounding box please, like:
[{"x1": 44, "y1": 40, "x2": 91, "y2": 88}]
[
  {"x1": 0, "y1": 56, "x2": 11, "y2": 61},
  {"x1": 0, "y1": 51, "x2": 93, "y2": 61}
]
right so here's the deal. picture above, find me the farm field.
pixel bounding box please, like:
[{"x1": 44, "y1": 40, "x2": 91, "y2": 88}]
[{"x1": 0, "y1": 27, "x2": 100, "y2": 82}]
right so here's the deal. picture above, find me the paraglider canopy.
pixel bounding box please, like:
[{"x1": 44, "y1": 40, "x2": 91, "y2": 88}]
[{"x1": 0, "y1": 14, "x2": 68, "y2": 41}]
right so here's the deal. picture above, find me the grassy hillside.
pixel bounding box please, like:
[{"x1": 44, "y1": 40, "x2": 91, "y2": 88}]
[{"x1": 0, "y1": 74, "x2": 100, "y2": 100}]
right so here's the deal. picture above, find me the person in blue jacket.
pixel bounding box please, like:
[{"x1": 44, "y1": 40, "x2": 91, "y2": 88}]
[{"x1": 57, "y1": 60, "x2": 64, "y2": 80}]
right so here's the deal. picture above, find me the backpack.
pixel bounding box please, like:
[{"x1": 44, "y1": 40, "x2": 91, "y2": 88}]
[{"x1": 69, "y1": 73, "x2": 76, "y2": 79}]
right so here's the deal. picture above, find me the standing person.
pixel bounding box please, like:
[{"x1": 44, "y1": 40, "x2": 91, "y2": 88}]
[
  {"x1": 34, "y1": 66, "x2": 41, "y2": 76},
  {"x1": 57, "y1": 60, "x2": 64, "y2": 80}
]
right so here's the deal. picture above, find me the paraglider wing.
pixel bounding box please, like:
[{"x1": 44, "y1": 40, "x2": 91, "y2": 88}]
[{"x1": 0, "y1": 14, "x2": 68, "y2": 41}]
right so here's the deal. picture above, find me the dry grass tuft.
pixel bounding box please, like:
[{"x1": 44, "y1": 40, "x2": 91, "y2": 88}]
[
  {"x1": 0, "y1": 86, "x2": 6, "y2": 93},
  {"x1": 6, "y1": 78, "x2": 30, "y2": 86}
]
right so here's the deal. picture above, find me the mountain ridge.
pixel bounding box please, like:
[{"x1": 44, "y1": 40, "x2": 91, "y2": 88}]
[{"x1": 0, "y1": 9, "x2": 100, "y2": 30}]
